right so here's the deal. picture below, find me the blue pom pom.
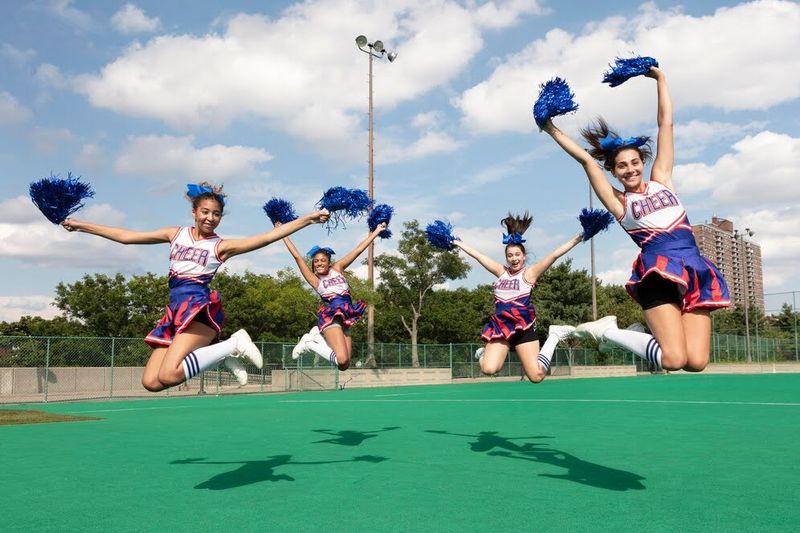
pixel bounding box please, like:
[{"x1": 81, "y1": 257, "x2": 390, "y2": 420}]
[
  {"x1": 368, "y1": 204, "x2": 394, "y2": 239},
  {"x1": 29, "y1": 173, "x2": 95, "y2": 224},
  {"x1": 318, "y1": 187, "x2": 374, "y2": 229},
  {"x1": 579, "y1": 208, "x2": 615, "y2": 241},
  {"x1": 532, "y1": 77, "x2": 579, "y2": 129},
  {"x1": 425, "y1": 220, "x2": 457, "y2": 251},
  {"x1": 602, "y1": 56, "x2": 659, "y2": 87},
  {"x1": 263, "y1": 197, "x2": 298, "y2": 224}
]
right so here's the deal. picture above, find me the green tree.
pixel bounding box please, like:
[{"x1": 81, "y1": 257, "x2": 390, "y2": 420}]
[
  {"x1": 54, "y1": 273, "x2": 134, "y2": 337},
  {"x1": 374, "y1": 220, "x2": 470, "y2": 366}
]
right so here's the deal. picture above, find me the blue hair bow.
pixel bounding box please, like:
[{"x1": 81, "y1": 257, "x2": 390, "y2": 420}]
[
  {"x1": 502, "y1": 233, "x2": 526, "y2": 245},
  {"x1": 599, "y1": 134, "x2": 648, "y2": 152},
  {"x1": 186, "y1": 184, "x2": 225, "y2": 205},
  {"x1": 307, "y1": 245, "x2": 335, "y2": 257}
]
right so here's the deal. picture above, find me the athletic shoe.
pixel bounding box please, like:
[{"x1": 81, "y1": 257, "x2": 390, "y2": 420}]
[
  {"x1": 574, "y1": 315, "x2": 618, "y2": 342},
  {"x1": 223, "y1": 357, "x2": 248, "y2": 386},
  {"x1": 309, "y1": 325, "x2": 323, "y2": 341},
  {"x1": 598, "y1": 321, "x2": 646, "y2": 353},
  {"x1": 547, "y1": 324, "x2": 577, "y2": 341},
  {"x1": 291, "y1": 334, "x2": 311, "y2": 360},
  {"x1": 230, "y1": 329, "x2": 263, "y2": 369},
  {"x1": 474, "y1": 347, "x2": 485, "y2": 360}
]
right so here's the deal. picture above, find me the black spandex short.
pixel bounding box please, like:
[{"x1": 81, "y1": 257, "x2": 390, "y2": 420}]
[
  {"x1": 508, "y1": 325, "x2": 538, "y2": 348},
  {"x1": 637, "y1": 274, "x2": 682, "y2": 310}
]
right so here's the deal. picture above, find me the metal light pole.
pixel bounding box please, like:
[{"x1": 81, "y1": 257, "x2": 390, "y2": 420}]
[
  {"x1": 589, "y1": 184, "x2": 597, "y2": 320},
  {"x1": 355, "y1": 35, "x2": 396, "y2": 364},
  {"x1": 735, "y1": 228, "x2": 754, "y2": 363}
]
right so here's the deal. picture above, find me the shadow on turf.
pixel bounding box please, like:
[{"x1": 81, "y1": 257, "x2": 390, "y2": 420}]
[
  {"x1": 426, "y1": 430, "x2": 645, "y2": 491},
  {"x1": 312, "y1": 426, "x2": 400, "y2": 446},
  {"x1": 170, "y1": 455, "x2": 388, "y2": 490}
]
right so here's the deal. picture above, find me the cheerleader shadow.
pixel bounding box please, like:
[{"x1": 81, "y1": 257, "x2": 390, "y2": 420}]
[
  {"x1": 425, "y1": 430, "x2": 645, "y2": 491},
  {"x1": 170, "y1": 454, "x2": 388, "y2": 490},
  {"x1": 312, "y1": 426, "x2": 400, "y2": 446}
]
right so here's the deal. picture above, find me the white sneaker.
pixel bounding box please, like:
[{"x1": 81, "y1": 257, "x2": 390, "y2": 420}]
[
  {"x1": 223, "y1": 357, "x2": 248, "y2": 386},
  {"x1": 574, "y1": 315, "x2": 618, "y2": 342},
  {"x1": 548, "y1": 325, "x2": 577, "y2": 341},
  {"x1": 230, "y1": 329, "x2": 263, "y2": 369},
  {"x1": 309, "y1": 326, "x2": 323, "y2": 341},
  {"x1": 474, "y1": 347, "x2": 485, "y2": 361},
  {"x1": 598, "y1": 322, "x2": 645, "y2": 353},
  {"x1": 292, "y1": 334, "x2": 311, "y2": 360}
]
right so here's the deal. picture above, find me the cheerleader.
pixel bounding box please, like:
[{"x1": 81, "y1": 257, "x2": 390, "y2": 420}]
[
  {"x1": 455, "y1": 213, "x2": 582, "y2": 382},
  {"x1": 278, "y1": 222, "x2": 388, "y2": 370},
  {"x1": 62, "y1": 182, "x2": 329, "y2": 391},
  {"x1": 542, "y1": 66, "x2": 729, "y2": 371}
]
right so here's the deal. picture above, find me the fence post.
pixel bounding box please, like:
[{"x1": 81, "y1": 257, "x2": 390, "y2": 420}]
[
  {"x1": 44, "y1": 337, "x2": 51, "y2": 403},
  {"x1": 449, "y1": 343, "x2": 453, "y2": 374},
  {"x1": 423, "y1": 344, "x2": 427, "y2": 368},
  {"x1": 109, "y1": 337, "x2": 115, "y2": 399}
]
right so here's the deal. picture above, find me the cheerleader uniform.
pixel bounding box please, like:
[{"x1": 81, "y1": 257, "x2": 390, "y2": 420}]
[
  {"x1": 145, "y1": 227, "x2": 225, "y2": 347},
  {"x1": 480, "y1": 267, "x2": 537, "y2": 345},
  {"x1": 619, "y1": 181, "x2": 730, "y2": 312},
  {"x1": 315, "y1": 269, "x2": 367, "y2": 332}
]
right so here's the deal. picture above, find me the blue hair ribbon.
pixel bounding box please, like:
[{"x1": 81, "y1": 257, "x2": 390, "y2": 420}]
[
  {"x1": 502, "y1": 233, "x2": 526, "y2": 245},
  {"x1": 307, "y1": 245, "x2": 335, "y2": 257},
  {"x1": 186, "y1": 183, "x2": 225, "y2": 205},
  {"x1": 599, "y1": 134, "x2": 649, "y2": 152}
]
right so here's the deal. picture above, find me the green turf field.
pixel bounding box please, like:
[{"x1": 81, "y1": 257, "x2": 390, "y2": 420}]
[{"x1": 2, "y1": 374, "x2": 799, "y2": 532}]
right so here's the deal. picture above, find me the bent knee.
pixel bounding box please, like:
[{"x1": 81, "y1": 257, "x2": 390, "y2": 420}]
[
  {"x1": 659, "y1": 348, "x2": 688, "y2": 371},
  {"x1": 480, "y1": 361, "x2": 501, "y2": 375},
  {"x1": 528, "y1": 371, "x2": 546, "y2": 384},
  {"x1": 142, "y1": 376, "x2": 165, "y2": 392},
  {"x1": 337, "y1": 361, "x2": 351, "y2": 371}
]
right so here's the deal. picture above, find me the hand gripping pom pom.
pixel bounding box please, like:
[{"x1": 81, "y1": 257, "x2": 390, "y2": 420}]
[
  {"x1": 532, "y1": 77, "x2": 579, "y2": 129},
  {"x1": 602, "y1": 56, "x2": 659, "y2": 87},
  {"x1": 29, "y1": 173, "x2": 95, "y2": 224},
  {"x1": 368, "y1": 204, "x2": 394, "y2": 239},
  {"x1": 579, "y1": 208, "x2": 615, "y2": 241},
  {"x1": 425, "y1": 220, "x2": 457, "y2": 251},
  {"x1": 263, "y1": 198, "x2": 298, "y2": 224},
  {"x1": 318, "y1": 187, "x2": 374, "y2": 229}
]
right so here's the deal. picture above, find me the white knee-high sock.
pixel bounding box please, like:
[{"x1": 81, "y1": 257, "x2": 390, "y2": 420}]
[
  {"x1": 603, "y1": 329, "x2": 662, "y2": 369},
  {"x1": 307, "y1": 339, "x2": 337, "y2": 366},
  {"x1": 182, "y1": 337, "x2": 237, "y2": 380},
  {"x1": 537, "y1": 336, "x2": 561, "y2": 372}
]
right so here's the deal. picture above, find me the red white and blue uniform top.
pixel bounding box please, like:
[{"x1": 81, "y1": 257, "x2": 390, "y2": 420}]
[
  {"x1": 493, "y1": 267, "x2": 534, "y2": 308},
  {"x1": 315, "y1": 269, "x2": 351, "y2": 302},
  {"x1": 481, "y1": 267, "x2": 537, "y2": 342},
  {"x1": 618, "y1": 182, "x2": 730, "y2": 312},
  {"x1": 168, "y1": 226, "x2": 224, "y2": 288},
  {"x1": 314, "y1": 269, "x2": 367, "y2": 331}
]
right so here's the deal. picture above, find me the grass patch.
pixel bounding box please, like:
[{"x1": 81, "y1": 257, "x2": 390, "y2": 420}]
[{"x1": 0, "y1": 410, "x2": 101, "y2": 426}]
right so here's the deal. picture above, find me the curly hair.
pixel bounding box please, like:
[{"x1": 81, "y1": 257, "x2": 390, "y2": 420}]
[
  {"x1": 580, "y1": 117, "x2": 653, "y2": 172},
  {"x1": 187, "y1": 181, "x2": 226, "y2": 212},
  {"x1": 501, "y1": 211, "x2": 532, "y2": 254}
]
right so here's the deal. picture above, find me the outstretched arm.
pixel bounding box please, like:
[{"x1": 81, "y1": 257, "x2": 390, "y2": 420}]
[
  {"x1": 453, "y1": 240, "x2": 505, "y2": 278},
  {"x1": 276, "y1": 224, "x2": 318, "y2": 288},
  {"x1": 542, "y1": 120, "x2": 625, "y2": 219},
  {"x1": 218, "y1": 210, "x2": 329, "y2": 262},
  {"x1": 332, "y1": 223, "x2": 387, "y2": 272},
  {"x1": 62, "y1": 218, "x2": 176, "y2": 244},
  {"x1": 525, "y1": 232, "x2": 583, "y2": 283},
  {"x1": 646, "y1": 67, "x2": 674, "y2": 189}
]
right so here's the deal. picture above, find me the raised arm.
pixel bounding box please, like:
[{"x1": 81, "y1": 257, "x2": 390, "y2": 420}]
[
  {"x1": 218, "y1": 209, "x2": 329, "y2": 262},
  {"x1": 646, "y1": 67, "x2": 674, "y2": 189},
  {"x1": 453, "y1": 240, "x2": 505, "y2": 278},
  {"x1": 542, "y1": 120, "x2": 625, "y2": 219},
  {"x1": 525, "y1": 232, "x2": 583, "y2": 283},
  {"x1": 332, "y1": 223, "x2": 387, "y2": 272},
  {"x1": 277, "y1": 226, "x2": 318, "y2": 288},
  {"x1": 62, "y1": 218, "x2": 176, "y2": 244}
]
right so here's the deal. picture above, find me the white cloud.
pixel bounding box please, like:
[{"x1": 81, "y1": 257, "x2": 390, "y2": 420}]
[
  {"x1": 0, "y1": 195, "x2": 42, "y2": 224},
  {"x1": 456, "y1": 1, "x2": 800, "y2": 134},
  {"x1": 46, "y1": 0, "x2": 94, "y2": 31},
  {"x1": 381, "y1": 131, "x2": 461, "y2": 164},
  {"x1": 0, "y1": 91, "x2": 30, "y2": 125},
  {"x1": 732, "y1": 207, "x2": 800, "y2": 291},
  {"x1": 73, "y1": 1, "x2": 543, "y2": 159},
  {"x1": 75, "y1": 143, "x2": 106, "y2": 172},
  {"x1": 673, "y1": 131, "x2": 800, "y2": 206},
  {"x1": 675, "y1": 120, "x2": 767, "y2": 159},
  {"x1": 1, "y1": 43, "x2": 36, "y2": 65},
  {"x1": 0, "y1": 296, "x2": 59, "y2": 322},
  {"x1": 35, "y1": 63, "x2": 67, "y2": 88},
  {"x1": 114, "y1": 135, "x2": 273, "y2": 181},
  {"x1": 29, "y1": 126, "x2": 74, "y2": 154},
  {"x1": 111, "y1": 4, "x2": 161, "y2": 34}
]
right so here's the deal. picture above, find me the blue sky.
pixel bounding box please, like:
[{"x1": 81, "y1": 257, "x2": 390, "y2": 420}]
[{"x1": 1, "y1": 0, "x2": 798, "y2": 322}]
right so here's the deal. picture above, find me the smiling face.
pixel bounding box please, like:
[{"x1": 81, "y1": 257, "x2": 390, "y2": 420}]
[
  {"x1": 191, "y1": 197, "x2": 223, "y2": 237},
  {"x1": 505, "y1": 245, "x2": 526, "y2": 272},
  {"x1": 611, "y1": 148, "x2": 646, "y2": 192},
  {"x1": 312, "y1": 252, "x2": 332, "y2": 276}
]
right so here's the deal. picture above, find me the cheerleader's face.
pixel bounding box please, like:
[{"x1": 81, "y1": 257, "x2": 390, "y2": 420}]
[
  {"x1": 312, "y1": 252, "x2": 332, "y2": 275},
  {"x1": 505, "y1": 246, "x2": 526, "y2": 272},
  {"x1": 611, "y1": 148, "x2": 646, "y2": 192},
  {"x1": 192, "y1": 198, "x2": 223, "y2": 236}
]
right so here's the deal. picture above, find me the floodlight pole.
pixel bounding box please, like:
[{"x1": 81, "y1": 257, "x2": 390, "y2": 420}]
[{"x1": 589, "y1": 184, "x2": 597, "y2": 320}]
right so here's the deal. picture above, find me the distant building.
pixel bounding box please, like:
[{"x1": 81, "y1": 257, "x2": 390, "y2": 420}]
[{"x1": 692, "y1": 217, "x2": 764, "y2": 311}]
